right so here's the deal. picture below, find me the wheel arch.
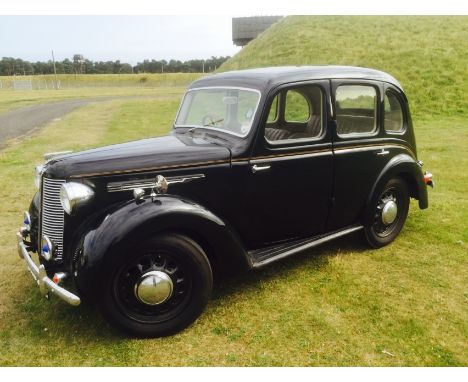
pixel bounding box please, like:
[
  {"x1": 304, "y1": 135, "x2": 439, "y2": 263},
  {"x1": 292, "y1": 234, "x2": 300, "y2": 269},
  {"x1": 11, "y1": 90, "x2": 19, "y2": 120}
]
[
  {"x1": 74, "y1": 195, "x2": 250, "y2": 296},
  {"x1": 364, "y1": 153, "x2": 428, "y2": 224}
]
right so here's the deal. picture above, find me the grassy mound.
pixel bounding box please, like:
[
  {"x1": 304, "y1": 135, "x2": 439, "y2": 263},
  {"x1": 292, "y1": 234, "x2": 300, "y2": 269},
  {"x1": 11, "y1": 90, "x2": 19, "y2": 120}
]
[{"x1": 220, "y1": 16, "x2": 468, "y2": 118}]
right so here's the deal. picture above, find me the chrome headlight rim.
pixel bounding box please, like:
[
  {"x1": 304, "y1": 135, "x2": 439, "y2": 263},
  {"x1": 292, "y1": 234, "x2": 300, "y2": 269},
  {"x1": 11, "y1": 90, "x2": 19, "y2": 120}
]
[
  {"x1": 23, "y1": 211, "x2": 31, "y2": 231},
  {"x1": 35, "y1": 165, "x2": 45, "y2": 189},
  {"x1": 60, "y1": 182, "x2": 94, "y2": 215}
]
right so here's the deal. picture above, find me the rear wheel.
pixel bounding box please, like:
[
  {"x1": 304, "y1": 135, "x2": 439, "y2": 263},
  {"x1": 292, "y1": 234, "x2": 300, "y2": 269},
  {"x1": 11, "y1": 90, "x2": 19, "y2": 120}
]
[
  {"x1": 98, "y1": 233, "x2": 212, "y2": 337},
  {"x1": 364, "y1": 178, "x2": 410, "y2": 248}
]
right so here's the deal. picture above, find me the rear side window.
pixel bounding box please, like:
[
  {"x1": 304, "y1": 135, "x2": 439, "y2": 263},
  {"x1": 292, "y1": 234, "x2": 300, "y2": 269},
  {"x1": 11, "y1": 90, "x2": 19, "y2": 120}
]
[
  {"x1": 384, "y1": 90, "x2": 404, "y2": 133},
  {"x1": 336, "y1": 85, "x2": 377, "y2": 136}
]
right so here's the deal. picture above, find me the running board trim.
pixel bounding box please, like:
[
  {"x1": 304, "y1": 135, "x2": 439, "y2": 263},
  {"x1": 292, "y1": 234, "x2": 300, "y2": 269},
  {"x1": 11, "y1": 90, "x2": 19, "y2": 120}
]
[{"x1": 249, "y1": 225, "x2": 364, "y2": 269}]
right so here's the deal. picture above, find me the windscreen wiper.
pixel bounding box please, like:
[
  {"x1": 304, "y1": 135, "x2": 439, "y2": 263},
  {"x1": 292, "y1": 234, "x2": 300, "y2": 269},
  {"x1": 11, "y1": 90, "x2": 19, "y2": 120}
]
[
  {"x1": 184, "y1": 127, "x2": 229, "y2": 144},
  {"x1": 203, "y1": 118, "x2": 224, "y2": 127}
]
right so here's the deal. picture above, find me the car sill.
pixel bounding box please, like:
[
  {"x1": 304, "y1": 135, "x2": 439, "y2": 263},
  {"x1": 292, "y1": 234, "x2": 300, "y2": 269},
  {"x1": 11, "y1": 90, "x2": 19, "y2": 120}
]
[{"x1": 249, "y1": 225, "x2": 364, "y2": 269}]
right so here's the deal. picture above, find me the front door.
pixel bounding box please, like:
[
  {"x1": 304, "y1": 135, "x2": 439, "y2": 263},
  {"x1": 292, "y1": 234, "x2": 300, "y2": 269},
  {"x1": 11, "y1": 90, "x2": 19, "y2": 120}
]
[{"x1": 242, "y1": 81, "x2": 334, "y2": 248}]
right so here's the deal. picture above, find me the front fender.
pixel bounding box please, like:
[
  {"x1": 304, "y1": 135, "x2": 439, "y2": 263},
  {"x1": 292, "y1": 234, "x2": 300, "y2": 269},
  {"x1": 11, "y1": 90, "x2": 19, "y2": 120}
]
[
  {"x1": 365, "y1": 153, "x2": 428, "y2": 223},
  {"x1": 75, "y1": 195, "x2": 249, "y2": 295}
]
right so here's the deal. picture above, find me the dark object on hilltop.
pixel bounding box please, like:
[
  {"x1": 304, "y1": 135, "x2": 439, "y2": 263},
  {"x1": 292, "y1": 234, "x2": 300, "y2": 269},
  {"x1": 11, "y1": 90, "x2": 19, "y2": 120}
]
[
  {"x1": 232, "y1": 16, "x2": 283, "y2": 46},
  {"x1": 17, "y1": 66, "x2": 434, "y2": 338}
]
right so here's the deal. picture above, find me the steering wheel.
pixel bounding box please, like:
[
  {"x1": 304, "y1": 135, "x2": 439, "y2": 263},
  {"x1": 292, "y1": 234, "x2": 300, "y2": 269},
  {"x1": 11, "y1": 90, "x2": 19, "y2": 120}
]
[{"x1": 202, "y1": 115, "x2": 223, "y2": 127}]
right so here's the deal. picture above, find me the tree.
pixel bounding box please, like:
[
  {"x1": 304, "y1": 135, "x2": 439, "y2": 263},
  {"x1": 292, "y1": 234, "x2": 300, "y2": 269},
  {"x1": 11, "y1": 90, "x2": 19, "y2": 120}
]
[{"x1": 73, "y1": 54, "x2": 85, "y2": 74}]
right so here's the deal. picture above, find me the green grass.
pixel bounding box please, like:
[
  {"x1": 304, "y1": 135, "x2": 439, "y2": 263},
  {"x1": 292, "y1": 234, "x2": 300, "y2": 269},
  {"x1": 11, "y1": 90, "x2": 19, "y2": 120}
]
[{"x1": 220, "y1": 16, "x2": 468, "y2": 119}]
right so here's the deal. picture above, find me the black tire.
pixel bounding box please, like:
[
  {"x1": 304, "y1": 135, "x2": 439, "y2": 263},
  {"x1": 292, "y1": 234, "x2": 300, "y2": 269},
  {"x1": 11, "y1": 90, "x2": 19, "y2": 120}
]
[
  {"x1": 98, "y1": 233, "x2": 212, "y2": 337},
  {"x1": 364, "y1": 178, "x2": 410, "y2": 248}
]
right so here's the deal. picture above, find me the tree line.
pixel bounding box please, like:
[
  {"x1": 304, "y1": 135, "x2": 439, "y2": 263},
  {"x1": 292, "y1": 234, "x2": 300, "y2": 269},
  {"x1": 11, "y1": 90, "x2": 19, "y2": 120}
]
[{"x1": 0, "y1": 55, "x2": 231, "y2": 76}]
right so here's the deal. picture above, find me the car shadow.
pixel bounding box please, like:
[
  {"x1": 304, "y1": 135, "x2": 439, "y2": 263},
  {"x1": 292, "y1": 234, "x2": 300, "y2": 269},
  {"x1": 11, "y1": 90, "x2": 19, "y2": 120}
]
[{"x1": 211, "y1": 231, "x2": 368, "y2": 300}]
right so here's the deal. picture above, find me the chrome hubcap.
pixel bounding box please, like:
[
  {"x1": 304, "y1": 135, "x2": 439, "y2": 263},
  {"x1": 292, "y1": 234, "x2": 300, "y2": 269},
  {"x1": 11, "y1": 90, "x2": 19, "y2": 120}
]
[
  {"x1": 381, "y1": 200, "x2": 398, "y2": 225},
  {"x1": 134, "y1": 271, "x2": 173, "y2": 305}
]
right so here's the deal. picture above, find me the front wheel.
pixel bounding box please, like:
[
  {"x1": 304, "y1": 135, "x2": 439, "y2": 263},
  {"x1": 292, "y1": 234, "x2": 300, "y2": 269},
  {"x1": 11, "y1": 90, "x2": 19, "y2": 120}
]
[
  {"x1": 98, "y1": 233, "x2": 213, "y2": 337},
  {"x1": 364, "y1": 178, "x2": 410, "y2": 248}
]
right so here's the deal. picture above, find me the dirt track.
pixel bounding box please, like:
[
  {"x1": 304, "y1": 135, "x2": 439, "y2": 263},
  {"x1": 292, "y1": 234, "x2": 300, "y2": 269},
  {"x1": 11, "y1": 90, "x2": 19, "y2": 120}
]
[{"x1": 0, "y1": 95, "x2": 162, "y2": 149}]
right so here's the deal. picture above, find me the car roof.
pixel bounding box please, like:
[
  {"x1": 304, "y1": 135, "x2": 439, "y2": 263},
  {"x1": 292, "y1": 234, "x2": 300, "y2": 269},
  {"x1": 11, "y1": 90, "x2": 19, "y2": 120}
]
[{"x1": 189, "y1": 66, "x2": 403, "y2": 92}]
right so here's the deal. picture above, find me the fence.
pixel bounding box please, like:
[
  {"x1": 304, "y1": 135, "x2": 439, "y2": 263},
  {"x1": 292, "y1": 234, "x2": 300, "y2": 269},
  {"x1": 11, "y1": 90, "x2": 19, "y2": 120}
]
[{"x1": 12, "y1": 76, "x2": 33, "y2": 90}]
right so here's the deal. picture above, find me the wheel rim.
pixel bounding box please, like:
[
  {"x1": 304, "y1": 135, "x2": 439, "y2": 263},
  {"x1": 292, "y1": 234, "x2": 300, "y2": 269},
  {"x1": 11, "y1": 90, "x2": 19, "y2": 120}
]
[
  {"x1": 113, "y1": 251, "x2": 191, "y2": 324},
  {"x1": 372, "y1": 186, "x2": 403, "y2": 238},
  {"x1": 134, "y1": 271, "x2": 174, "y2": 305}
]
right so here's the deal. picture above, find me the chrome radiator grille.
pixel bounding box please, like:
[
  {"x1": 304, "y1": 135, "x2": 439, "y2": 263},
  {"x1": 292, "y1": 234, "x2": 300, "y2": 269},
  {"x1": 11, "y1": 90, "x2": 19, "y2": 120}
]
[{"x1": 41, "y1": 177, "x2": 65, "y2": 260}]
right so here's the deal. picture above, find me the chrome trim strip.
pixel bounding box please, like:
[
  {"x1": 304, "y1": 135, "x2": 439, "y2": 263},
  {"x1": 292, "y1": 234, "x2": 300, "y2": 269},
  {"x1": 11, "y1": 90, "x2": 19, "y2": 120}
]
[
  {"x1": 250, "y1": 150, "x2": 332, "y2": 164},
  {"x1": 107, "y1": 173, "x2": 205, "y2": 193},
  {"x1": 71, "y1": 160, "x2": 227, "y2": 178},
  {"x1": 251, "y1": 225, "x2": 364, "y2": 269},
  {"x1": 334, "y1": 144, "x2": 415, "y2": 157},
  {"x1": 16, "y1": 232, "x2": 81, "y2": 306}
]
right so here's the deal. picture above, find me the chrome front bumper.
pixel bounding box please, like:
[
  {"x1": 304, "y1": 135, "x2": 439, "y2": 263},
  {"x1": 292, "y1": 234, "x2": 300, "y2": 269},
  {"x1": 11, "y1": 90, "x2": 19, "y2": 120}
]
[{"x1": 16, "y1": 231, "x2": 81, "y2": 306}]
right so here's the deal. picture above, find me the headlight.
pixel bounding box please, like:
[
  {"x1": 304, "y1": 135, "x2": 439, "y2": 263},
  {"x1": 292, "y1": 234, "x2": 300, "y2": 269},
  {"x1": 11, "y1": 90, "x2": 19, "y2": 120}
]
[
  {"x1": 35, "y1": 165, "x2": 44, "y2": 189},
  {"x1": 60, "y1": 182, "x2": 94, "y2": 215}
]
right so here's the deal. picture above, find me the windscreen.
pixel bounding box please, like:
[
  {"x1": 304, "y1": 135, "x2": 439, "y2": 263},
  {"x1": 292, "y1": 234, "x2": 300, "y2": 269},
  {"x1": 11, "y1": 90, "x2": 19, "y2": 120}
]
[{"x1": 175, "y1": 87, "x2": 261, "y2": 137}]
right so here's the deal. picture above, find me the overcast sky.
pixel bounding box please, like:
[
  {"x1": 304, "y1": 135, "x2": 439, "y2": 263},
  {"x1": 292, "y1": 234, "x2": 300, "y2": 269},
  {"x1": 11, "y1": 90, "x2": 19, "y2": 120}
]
[{"x1": 0, "y1": 16, "x2": 242, "y2": 64}]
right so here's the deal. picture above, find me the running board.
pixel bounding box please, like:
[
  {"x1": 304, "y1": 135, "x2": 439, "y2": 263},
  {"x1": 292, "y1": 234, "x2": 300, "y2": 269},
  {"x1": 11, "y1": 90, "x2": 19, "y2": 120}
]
[{"x1": 248, "y1": 225, "x2": 364, "y2": 269}]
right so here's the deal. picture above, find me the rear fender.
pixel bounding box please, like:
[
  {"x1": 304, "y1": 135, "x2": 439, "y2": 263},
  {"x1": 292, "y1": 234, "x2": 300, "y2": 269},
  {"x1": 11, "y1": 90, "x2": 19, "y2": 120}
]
[{"x1": 364, "y1": 153, "x2": 428, "y2": 224}]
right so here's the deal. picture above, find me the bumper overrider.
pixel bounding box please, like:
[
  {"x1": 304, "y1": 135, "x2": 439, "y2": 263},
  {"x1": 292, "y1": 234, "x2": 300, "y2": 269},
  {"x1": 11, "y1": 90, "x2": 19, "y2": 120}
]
[{"x1": 16, "y1": 228, "x2": 80, "y2": 306}]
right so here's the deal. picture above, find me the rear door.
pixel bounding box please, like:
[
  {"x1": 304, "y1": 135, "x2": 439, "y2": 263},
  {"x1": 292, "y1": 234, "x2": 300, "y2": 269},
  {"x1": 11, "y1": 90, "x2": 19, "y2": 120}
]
[{"x1": 327, "y1": 80, "x2": 388, "y2": 230}]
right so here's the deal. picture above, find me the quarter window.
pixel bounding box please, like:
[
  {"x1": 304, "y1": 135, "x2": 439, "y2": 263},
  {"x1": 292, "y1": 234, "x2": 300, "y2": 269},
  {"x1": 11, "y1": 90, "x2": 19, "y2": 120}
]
[
  {"x1": 336, "y1": 85, "x2": 377, "y2": 136},
  {"x1": 267, "y1": 95, "x2": 278, "y2": 123},
  {"x1": 384, "y1": 90, "x2": 404, "y2": 132}
]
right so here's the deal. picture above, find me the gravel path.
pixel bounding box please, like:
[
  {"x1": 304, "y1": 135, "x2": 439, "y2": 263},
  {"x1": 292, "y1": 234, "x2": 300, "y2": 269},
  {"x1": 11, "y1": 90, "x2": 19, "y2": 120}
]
[{"x1": 0, "y1": 95, "x2": 162, "y2": 148}]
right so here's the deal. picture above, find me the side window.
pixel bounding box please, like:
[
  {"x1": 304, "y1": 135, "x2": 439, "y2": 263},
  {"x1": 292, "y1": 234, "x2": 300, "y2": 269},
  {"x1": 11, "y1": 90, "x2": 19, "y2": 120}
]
[
  {"x1": 384, "y1": 90, "x2": 404, "y2": 133},
  {"x1": 336, "y1": 85, "x2": 377, "y2": 136},
  {"x1": 264, "y1": 85, "x2": 323, "y2": 143}
]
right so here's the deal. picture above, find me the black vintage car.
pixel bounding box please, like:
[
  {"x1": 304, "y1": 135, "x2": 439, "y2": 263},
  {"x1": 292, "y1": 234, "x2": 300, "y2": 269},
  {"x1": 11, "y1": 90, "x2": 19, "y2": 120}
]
[{"x1": 17, "y1": 66, "x2": 433, "y2": 337}]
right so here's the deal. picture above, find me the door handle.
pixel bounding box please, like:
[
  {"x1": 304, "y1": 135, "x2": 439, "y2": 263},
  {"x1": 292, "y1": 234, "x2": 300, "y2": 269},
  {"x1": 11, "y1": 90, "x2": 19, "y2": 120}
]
[
  {"x1": 376, "y1": 149, "x2": 390, "y2": 156},
  {"x1": 251, "y1": 164, "x2": 271, "y2": 173}
]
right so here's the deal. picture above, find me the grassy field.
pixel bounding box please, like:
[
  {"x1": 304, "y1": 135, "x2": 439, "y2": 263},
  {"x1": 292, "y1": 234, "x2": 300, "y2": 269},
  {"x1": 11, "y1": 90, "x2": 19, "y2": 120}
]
[
  {"x1": 0, "y1": 72, "x2": 203, "y2": 89},
  {"x1": 0, "y1": 15, "x2": 467, "y2": 366},
  {"x1": 0, "y1": 73, "x2": 203, "y2": 113}
]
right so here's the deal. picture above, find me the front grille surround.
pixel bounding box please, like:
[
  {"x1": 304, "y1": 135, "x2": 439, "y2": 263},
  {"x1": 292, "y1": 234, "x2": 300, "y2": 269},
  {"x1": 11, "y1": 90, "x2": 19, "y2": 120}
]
[{"x1": 41, "y1": 177, "x2": 66, "y2": 261}]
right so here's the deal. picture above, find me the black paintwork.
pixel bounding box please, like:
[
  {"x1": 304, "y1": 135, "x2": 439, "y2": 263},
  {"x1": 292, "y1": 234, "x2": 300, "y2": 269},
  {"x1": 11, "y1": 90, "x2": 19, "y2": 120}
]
[
  {"x1": 27, "y1": 66, "x2": 429, "y2": 296},
  {"x1": 46, "y1": 134, "x2": 231, "y2": 179}
]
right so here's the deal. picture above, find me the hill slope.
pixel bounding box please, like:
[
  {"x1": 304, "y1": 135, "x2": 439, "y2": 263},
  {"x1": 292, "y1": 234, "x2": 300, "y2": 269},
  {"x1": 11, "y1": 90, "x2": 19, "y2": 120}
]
[{"x1": 220, "y1": 16, "x2": 468, "y2": 117}]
